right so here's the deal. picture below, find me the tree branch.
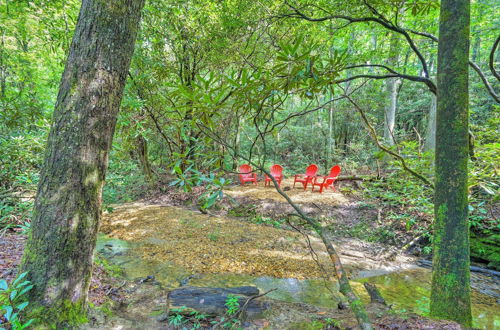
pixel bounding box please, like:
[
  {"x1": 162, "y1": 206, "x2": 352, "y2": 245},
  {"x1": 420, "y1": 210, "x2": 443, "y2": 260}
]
[
  {"x1": 489, "y1": 34, "x2": 500, "y2": 82},
  {"x1": 341, "y1": 64, "x2": 437, "y2": 94},
  {"x1": 196, "y1": 121, "x2": 373, "y2": 329},
  {"x1": 469, "y1": 61, "x2": 500, "y2": 103},
  {"x1": 407, "y1": 30, "x2": 499, "y2": 103},
  {"x1": 283, "y1": 2, "x2": 430, "y2": 78},
  {"x1": 345, "y1": 95, "x2": 434, "y2": 188}
]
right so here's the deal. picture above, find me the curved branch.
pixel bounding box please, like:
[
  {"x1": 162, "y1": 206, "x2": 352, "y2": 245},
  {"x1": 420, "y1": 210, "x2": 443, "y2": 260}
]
[
  {"x1": 284, "y1": 5, "x2": 498, "y2": 103},
  {"x1": 342, "y1": 64, "x2": 437, "y2": 94},
  {"x1": 407, "y1": 30, "x2": 500, "y2": 103},
  {"x1": 283, "y1": 2, "x2": 430, "y2": 78},
  {"x1": 407, "y1": 29, "x2": 438, "y2": 42},
  {"x1": 195, "y1": 121, "x2": 373, "y2": 330},
  {"x1": 490, "y1": 34, "x2": 500, "y2": 82},
  {"x1": 469, "y1": 61, "x2": 500, "y2": 103}
]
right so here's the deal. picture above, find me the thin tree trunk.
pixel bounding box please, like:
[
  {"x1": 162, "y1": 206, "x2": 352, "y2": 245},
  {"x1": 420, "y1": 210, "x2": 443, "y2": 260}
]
[
  {"x1": 0, "y1": 29, "x2": 5, "y2": 98},
  {"x1": 20, "y1": 0, "x2": 145, "y2": 325},
  {"x1": 327, "y1": 96, "x2": 334, "y2": 168},
  {"x1": 233, "y1": 116, "x2": 241, "y2": 170},
  {"x1": 471, "y1": 0, "x2": 484, "y2": 63},
  {"x1": 383, "y1": 35, "x2": 400, "y2": 145},
  {"x1": 136, "y1": 135, "x2": 155, "y2": 186},
  {"x1": 424, "y1": 94, "x2": 437, "y2": 151},
  {"x1": 430, "y1": 0, "x2": 472, "y2": 326}
]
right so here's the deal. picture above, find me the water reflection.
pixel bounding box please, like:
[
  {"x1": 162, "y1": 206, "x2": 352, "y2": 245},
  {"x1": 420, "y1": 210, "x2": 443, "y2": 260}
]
[{"x1": 96, "y1": 235, "x2": 499, "y2": 329}]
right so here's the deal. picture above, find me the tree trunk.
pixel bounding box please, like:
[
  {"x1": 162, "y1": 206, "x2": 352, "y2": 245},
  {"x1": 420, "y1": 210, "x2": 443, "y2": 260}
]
[
  {"x1": 430, "y1": 0, "x2": 472, "y2": 326},
  {"x1": 383, "y1": 35, "x2": 400, "y2": 146},
  {"x1": 136, "y1": 135, "x2": 155, "y2": 186},
  {"x1": 0, "y1": 29, "x2": 5, "y2": 98},
  {"x1": 471, "y1": 0, "x2": 484, "y2": 63},
  {"x1": 424, "y1": 94, "x2": 437, "y2": 151},
  {"x1": 233, "y1": 116, "x2": 241, "y2": 170},
  {"x1": 20, "y1": 0, "x2": 145, "y2": 325},
  {"x1": 327, "y1": 95, "x2": 334, "y2": 168}
]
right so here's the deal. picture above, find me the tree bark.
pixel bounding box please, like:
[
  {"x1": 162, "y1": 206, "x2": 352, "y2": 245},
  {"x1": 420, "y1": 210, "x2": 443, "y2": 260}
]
[
  {"x1": 0, "y1": 29, "x2": 5, "y2": 98},
  {"x1": 136, "y1": 135, "x2": 155, "y2": 186},
  {"x1": 430, "y1": 0, "x2": 472, "y2": 326},
  {"x1": 383, "y1": 35, "x2": 400, "y2": 146},
  {"x1": 327, "y1": 97, "x2": 334, "y2": 167},
  {"x1": 20, "y1": 0, "x2": 145, "y2": 324},
  {"x1": 424, "y1": 94, "x2": 437, "y2": 151},
  {"x1": 471, "y1": 0, "x2": 484, "y2": 63},
  {"x1": 233, "y1": 116, "x2": 241, "y2": 170}
]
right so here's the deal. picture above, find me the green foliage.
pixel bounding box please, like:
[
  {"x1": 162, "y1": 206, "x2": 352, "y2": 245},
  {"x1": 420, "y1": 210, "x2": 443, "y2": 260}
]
[
  {"x1": 415, "y1": 296, "x2": 430, "y2": 316},
  {"x1": 167, "y1": 306, "x2": 210, "y2": 329},
  {"x1": 0, "y1": 202, "x2": 32, "y2": 233},
  {"x1": 102, "y1": 158, "x2": 148, "y2": 205},
  {"x1": 207, "y1": 229, "x2": 221, "y2": 242},
  {"x1": 168, "y1": 306, "x2": 188, "y2": 327},
  {"x1": 224, "y1": 294, "x2": 240, "y2": 316},
  {"x1": 94, "y1": 255, "x2": 123, "y2": 278},
  {"x1": 197, "y1": 175, "x2": 232, "y2": 211},
  {"x1": 250, "y1": 215, "x2": 285, "y2": 229},
  {"x1": 228, "y1": 204, "x2": 257, "y2": 218},
  {"x1": 0, "y1": 272, "x2": 35, "y2": 330}
]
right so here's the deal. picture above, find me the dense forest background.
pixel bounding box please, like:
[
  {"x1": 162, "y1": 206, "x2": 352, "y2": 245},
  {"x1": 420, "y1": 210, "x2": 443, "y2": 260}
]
[{"x1": 0, "y1": 0, "x2": 498, "y2": 261}]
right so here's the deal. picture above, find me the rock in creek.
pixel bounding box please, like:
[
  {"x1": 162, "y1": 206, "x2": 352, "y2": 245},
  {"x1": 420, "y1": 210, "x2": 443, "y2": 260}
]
[{"x1": 168, "y1": 286, "x2": 268, "y2": 319}]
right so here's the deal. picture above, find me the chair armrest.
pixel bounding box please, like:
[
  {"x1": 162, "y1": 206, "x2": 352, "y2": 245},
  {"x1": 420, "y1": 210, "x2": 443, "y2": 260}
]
[{"x1": 313, "y1": 176, "x2": 325, "y2": 184}]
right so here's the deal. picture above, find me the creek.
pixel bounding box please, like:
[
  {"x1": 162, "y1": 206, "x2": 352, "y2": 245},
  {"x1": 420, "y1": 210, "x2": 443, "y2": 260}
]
[{"x1": 96, "y1": 203, "x2": 500, "y2": 329}]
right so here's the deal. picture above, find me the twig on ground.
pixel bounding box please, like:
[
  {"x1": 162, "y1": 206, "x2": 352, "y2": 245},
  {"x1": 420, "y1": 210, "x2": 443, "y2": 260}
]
[
  {"x1": 105, "y1": 280, "x2": 126, "y2": 296},
  {"x1": 234, "y1": 288, "x2": 277, "y2": 321}
]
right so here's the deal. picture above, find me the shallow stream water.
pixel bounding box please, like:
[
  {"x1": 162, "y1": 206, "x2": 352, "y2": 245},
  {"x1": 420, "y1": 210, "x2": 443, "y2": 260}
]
[{"x1": 96, "y1": 235, "x2": 499, "y2": 329}]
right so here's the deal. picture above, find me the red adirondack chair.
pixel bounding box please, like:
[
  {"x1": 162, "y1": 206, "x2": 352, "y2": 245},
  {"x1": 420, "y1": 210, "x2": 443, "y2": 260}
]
[
  {"x1": 293, "y1": 164, "x2": 318, "y2": 190},
  {"x1": 264, "y1": 164, "x2": 284, "y2": 187},
  {"x1": 312, "y1": 165, "x2": 341, "y2": 193},
  {"x1": 238, "y1": 164, "x2": 257, "y2": 185}
]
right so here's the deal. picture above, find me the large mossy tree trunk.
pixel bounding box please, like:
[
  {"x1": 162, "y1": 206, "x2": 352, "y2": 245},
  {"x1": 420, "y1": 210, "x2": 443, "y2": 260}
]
[
  {"x1": 20, "y1": 0, "x2": 145, "y2": 324},
  {"x1": 430, "y1": 0, "x2": 472, "y2": 326}
]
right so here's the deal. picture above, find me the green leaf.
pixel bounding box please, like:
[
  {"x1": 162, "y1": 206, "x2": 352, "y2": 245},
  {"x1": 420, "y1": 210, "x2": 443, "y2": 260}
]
[
  {"x1": 12, "y1": 272, "x2": 27, "y2": 286},
  {"x1": 20, "y1": 319, "x2": 35, "y2": 329},
  {"x1": 15, "y1": 281, "x2": 30, "y2": 289},
  {"x1": 19, "y1": 285, "x2": 33, "y2": 296},
  {"x1": 0, "y1": 279, "x2": 7, "y2": 291},
  {"x1": 16, "y1": 301, "x2": 29, "y2": 312},
  {"x1": 4, "y1": 305, "x2": 13, "y2": 321},
  {"x1": 10, "y1": 289, "x2": 18, "y2": 301}
]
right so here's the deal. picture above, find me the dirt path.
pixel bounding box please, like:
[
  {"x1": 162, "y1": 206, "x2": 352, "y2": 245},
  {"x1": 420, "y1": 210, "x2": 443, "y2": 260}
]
[{"x1": 224, "y1": 178, "x2": 349, "y2": 206}]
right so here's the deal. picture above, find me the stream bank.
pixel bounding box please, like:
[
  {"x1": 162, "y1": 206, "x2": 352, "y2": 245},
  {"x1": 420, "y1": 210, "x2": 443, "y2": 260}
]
[{"x1": 92, "y1": 202, "x2": 499, "y2": 329}]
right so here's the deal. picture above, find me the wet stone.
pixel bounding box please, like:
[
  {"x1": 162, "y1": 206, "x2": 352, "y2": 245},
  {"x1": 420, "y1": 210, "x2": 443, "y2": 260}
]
[{"x1": 155, "y1": 313, "x2": 169, "y2": 322}]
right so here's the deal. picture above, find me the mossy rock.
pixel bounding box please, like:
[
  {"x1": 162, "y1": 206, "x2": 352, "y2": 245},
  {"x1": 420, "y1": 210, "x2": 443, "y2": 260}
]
[{"x1": 470, "y1": 233, "x2": 500, "y2": 270}]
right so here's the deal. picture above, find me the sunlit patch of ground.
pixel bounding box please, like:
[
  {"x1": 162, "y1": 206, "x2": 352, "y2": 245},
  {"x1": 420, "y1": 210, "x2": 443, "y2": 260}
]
[
  {"x1": 101, "y1": 203, "x2": 417, "y2": 280},
  {"x1": 101, "y1": 203, "x2": 338, "y2": 279},
  {"x1": 224, "y1": 178, "x2": 349, "y2": 206}
]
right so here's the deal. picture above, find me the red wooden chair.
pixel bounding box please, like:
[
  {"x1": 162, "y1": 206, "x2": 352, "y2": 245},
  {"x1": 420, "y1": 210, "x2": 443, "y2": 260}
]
[
  {"x1": 238, "y1": 164, "x2": 257, "y2": 185},
  {"x1": 264, "y1": 164, "x2": 284, "y2": 187},
  {"x1": 312, "y1": 165, "x2": 341, "y2": 193},
  {"x1": 293, "y1": 164, "x2": 318, "y2": 190}
]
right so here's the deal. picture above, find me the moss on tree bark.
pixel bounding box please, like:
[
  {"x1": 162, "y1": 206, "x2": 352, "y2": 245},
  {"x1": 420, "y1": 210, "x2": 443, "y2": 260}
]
[
  {"x1": 430, "y1": 0, "x2": 472, "y2": 326},
  {"x1": 19, "y1": 0, "x2": 145, "y2": 326}
]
